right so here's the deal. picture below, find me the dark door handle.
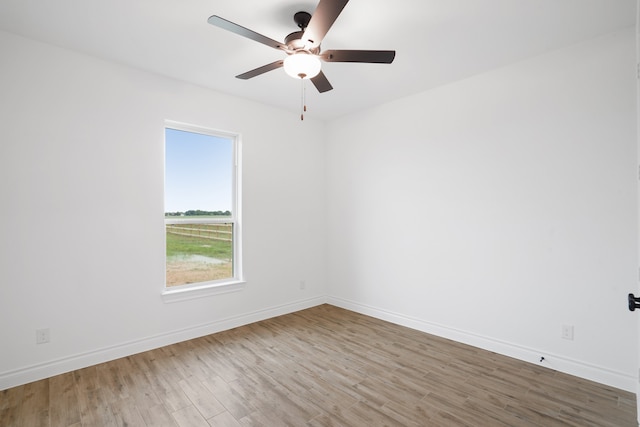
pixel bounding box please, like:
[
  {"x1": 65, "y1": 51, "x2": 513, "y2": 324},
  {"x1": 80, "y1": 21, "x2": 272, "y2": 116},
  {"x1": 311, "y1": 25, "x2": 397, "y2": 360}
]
[{"x1": 628, "y1": 293, "x2": 640, "y2": 311}]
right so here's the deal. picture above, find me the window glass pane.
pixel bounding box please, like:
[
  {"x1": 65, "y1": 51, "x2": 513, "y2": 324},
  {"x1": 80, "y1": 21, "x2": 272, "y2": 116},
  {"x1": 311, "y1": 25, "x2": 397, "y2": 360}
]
[
  {"x1": 165, "y1": 223, "x2": 233, "y2": 286},
  {"x1": 165, "y1": 127, "x2": 235, "y2": 288},
  {"x1": 165, "y1": 128, "x2": 233, "y2": 216}
]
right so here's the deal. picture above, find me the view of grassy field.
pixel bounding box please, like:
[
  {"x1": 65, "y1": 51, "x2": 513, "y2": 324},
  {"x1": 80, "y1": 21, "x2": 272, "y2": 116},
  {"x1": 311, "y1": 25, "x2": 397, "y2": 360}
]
[
  {"x1": 166, "y1": 230, "x2": 232, "y2": 259},
  {"x1": 165, "y1": 223, "x2": 233, "y2": 287}
]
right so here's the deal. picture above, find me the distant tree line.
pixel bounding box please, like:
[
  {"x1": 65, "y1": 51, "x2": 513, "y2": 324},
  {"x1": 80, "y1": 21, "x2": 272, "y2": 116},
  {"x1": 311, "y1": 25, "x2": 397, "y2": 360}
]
[{"x1": 165, "y1": 210, "x2": 231, "y2": 217}]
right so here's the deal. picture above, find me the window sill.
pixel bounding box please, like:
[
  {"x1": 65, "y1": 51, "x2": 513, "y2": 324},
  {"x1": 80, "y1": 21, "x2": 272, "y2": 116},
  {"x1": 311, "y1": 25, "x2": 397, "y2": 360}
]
[{"x1": 162, "y1": 280, "x2": 246, "y2": 303}]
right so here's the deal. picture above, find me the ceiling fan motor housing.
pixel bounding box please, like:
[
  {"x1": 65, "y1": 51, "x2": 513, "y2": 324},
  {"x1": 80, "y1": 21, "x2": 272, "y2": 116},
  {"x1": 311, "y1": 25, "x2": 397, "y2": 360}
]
[
  {"x1": 285, "y1": 12, "x2": 320, "y2": 53},
  {"x1": 285, "y1": 30, "x2": 320, "y2": 53}
]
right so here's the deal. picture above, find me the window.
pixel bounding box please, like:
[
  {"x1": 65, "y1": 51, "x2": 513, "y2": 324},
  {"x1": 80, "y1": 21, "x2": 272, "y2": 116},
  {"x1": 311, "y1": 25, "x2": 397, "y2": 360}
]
[{"x1": 164, "y1": 122, "x2": 242, "y2": 293}]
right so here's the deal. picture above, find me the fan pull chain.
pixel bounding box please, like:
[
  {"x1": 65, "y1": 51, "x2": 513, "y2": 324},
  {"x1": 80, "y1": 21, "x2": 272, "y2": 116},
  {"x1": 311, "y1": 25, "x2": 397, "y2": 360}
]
[{"x1": 300, "y1": 78, "x2": 308, "y2": 121}]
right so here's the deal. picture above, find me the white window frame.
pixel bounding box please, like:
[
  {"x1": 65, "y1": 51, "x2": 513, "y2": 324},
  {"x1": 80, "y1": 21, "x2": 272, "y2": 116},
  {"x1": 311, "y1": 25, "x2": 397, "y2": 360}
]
[{"x1": 162, "y1": 120, "x2": 244, "y2": 303}]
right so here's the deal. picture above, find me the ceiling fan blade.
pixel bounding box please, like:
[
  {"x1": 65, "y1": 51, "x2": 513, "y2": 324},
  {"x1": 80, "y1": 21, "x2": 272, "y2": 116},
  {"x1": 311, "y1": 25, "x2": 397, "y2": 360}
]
[
  {"x1": 311, "y1": 70, "x2": 333, "y2": 93},
  {"x1": 236, "y1": 60, "x2": 284, "y2": 80},
  {"x1": 208, "y1": 15, "x2": 288, "y2": 51},
  {"x1": 321, "y1": 50, "x2": 396, "y2": 63},
  {"x1": 302, "y1": 0, "x2": 349, "y2": 48}
]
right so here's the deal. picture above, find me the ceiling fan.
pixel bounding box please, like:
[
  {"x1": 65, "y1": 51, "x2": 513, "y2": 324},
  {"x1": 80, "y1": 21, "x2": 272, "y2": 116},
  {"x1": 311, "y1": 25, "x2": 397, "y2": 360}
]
[{"x1": 207, "y1": 0, "x2": 396, "y2": 94}]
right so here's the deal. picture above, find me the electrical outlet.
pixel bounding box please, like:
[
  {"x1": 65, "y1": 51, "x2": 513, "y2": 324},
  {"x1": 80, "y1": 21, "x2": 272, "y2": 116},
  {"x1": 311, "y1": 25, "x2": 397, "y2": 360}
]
[
  {"x1": 36, "y1": 328, "x2": 50, "y2": 344},
  {"x1": 299, "y1": 280, "x2": 306, "y2": 290},
  {"x1": 561, "y1": 325, "x2": 574, "y2": 341}
]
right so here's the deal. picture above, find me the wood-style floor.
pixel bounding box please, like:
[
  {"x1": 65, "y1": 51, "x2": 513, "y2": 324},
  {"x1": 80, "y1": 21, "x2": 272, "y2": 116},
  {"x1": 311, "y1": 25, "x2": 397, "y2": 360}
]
[{"x1": 1, "y1": 304, "x2": 636, "y2": 426}]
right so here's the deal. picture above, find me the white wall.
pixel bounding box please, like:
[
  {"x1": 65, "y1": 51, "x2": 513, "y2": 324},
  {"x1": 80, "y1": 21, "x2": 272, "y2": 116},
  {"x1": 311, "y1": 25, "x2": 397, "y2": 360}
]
[
  {"x1": 0, "y1": 31, "x2": 327, "y2": 389},
  {"x1": 326, "y1": 28, "x2": 638, "y2": 391}
]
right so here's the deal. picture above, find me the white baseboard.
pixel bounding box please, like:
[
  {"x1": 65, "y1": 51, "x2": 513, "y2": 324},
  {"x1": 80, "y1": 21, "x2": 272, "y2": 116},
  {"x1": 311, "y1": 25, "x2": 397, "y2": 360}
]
[
  {"x1": 326, "y1": 296, "x2": 636, "y2": 393},
  {"x1": 0, "y1": 296, "x2": 326, "y2": 391},
  {"x1": 4, "y1": 295, "x2": 634, "y2": 393}
]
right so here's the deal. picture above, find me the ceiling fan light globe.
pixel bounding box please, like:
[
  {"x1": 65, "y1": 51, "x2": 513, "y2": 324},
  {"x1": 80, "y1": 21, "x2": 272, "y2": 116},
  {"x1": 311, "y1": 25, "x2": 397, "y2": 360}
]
[{"x1": 284, "y1": 53, "x2": 321, "y2": 79}]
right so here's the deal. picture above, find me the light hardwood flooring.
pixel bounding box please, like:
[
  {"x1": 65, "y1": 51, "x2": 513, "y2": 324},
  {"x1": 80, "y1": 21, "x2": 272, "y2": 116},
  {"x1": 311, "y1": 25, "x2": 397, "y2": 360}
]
[{"x1": 0, "y1": 304, "x2": 637, "y2": 426}]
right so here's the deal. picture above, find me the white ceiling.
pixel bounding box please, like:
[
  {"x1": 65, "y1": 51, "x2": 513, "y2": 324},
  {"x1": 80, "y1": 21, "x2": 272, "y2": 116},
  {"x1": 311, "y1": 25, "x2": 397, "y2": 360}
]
[{"x1": 0, "y1": 0, "x2": 635, "y2": 120}]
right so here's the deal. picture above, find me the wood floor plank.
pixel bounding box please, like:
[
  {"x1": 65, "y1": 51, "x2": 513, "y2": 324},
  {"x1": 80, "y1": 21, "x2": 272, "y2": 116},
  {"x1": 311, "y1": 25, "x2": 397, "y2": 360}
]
[
  {"x1": 75, "y1": 387, "x2": 119, "y2": 427},
  {"x1": 138, "y1": 403, "x2": 179, "y2": 427},
  {"x1": 346, "y1": 400, "x2": 417, "y2": 427},
  {"x1": 200, "y1": 375, "x2": 254, "y2": 420},
  {"x1": 178, "y1": 377, "x2": 226, "y2": 419},
  {"x1": 109, "y1": 397, "x2": 147, "y2": 426},
  {"x1": 379, "y1": 399, "x2": 442, "y2": 427},
  {"x1": 299, "y1": 377, "x2": 360, "y2": 413},
  {"x1": 119, "y1": 355, "x2": 165, "y2": 413},
  {"x1": 1, "y1": 304, "x2": 636, "y2": 426},
  {"x1": 208, "y1": 410, "x2": 243, "y2": 427},
  {"x1": 137, "y1": 349, "x2": 194, "y2": 413},
  {"x1": 49, "y1": 372, "x2": 81, "y2": 426},
  {"x1": 0, "y1": 406, "x2": 19, "y2": 427},
  {"x1": 15, "y1": 380, "x2": 49, "y2": 426},
  {"x1": 172, "y1": 405, "x2": 210, "y2": 427}
]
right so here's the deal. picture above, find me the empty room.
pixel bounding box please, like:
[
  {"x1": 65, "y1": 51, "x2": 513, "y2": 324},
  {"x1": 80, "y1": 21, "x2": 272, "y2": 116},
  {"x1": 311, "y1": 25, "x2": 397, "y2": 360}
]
[{"x1": 0, "y1": 0, "x2": 638, "y2": 425}]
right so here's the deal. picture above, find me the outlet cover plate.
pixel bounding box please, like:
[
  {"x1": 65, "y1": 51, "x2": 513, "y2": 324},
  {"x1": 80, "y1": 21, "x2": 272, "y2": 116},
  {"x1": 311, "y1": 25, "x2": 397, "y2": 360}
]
[
  {"x1": 36, "y1": 328, "x2": 50, "y2": 344},
  {"x1": 561, "y1": 325, "x2": 574, "y2": 341}
]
